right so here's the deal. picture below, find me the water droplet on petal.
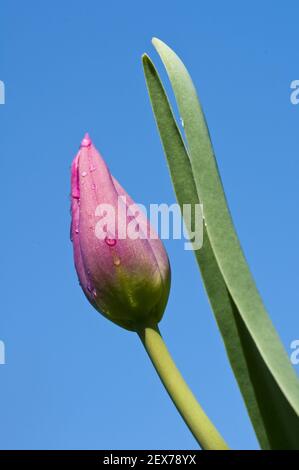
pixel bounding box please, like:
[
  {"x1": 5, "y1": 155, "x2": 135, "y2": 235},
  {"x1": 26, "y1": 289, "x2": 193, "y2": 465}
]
[
  {"x1": 81, "y1": 171, "x2": 87, "y2": 177},
  {"x1": 90, "y1": 166, "x2": 96, "y2": 172},
  {"x1": 91, "y1": 183, "x2": 96, "y2": 190},
  {"x1": 105, "y1": 236, "x2": 117, "y2": 247},
  {"x1": 72, "y1": 189, "x2": 80, "y2": 199},
  {"x1": 92, "y1": 288, "x2": 97, "y2": 297},
  {"x1": 81, "y1": 133, "x2": 92, "y2": 148},
  {"x1": 87, "y1": 283, "x2": 92, "y2": 293},
  {"x1": 75, "y1": 227, "x2": 79, "y2": 234},
  {"x1": 113, "y1": 256, "x2": 121, "y2": 266}
]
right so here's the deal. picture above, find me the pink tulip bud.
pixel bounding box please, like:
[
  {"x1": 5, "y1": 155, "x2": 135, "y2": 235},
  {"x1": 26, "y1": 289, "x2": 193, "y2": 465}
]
[{"x1": 70, "y1": 134, "x2": 170, "y2": 331}]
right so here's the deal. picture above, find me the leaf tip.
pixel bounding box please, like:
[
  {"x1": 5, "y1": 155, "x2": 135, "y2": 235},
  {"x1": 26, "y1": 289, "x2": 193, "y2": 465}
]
[
  {"x1": 142, "y1": 54, "x2": 156, "y2": 74},
  {"x1": 152, "y1": 37, "x2": 161, "y2": 47}
]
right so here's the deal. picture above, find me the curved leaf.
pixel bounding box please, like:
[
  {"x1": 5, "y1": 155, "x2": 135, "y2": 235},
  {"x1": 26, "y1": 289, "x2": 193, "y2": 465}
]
[{"x1": 142, "y1": 44, "x2": 299, "y2": 449}]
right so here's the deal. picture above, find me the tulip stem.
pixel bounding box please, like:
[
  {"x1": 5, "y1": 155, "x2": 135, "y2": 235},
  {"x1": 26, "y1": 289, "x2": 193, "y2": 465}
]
[{"x1": 137, "y1": 324, "x2": 229, "y2": 450}]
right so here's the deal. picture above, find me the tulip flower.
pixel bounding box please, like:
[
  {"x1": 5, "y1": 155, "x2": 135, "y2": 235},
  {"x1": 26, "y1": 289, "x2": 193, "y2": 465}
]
[
  {"x1": 70, "y1": 133, "x2": 170, "y2": 331},
  {"x1": 70, "y1": 134, "x2": 228, "y2": 451}
]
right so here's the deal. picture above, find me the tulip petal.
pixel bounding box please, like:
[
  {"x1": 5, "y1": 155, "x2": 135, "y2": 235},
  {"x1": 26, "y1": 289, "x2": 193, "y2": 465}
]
[{"x1": 70, "y1": 135, "x2": 170, "y2": 330}]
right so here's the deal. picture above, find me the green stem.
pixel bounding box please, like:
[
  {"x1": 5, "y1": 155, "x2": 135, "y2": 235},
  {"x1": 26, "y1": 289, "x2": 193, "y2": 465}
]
[{"x1": 137, "y1": 324, "x2": 229, "y2": 450}]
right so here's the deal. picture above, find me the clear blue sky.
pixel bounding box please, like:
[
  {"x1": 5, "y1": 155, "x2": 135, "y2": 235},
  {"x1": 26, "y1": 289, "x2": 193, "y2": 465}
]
[{"x1": 0, "y1": 0, "x2": 298, "y2": 450}]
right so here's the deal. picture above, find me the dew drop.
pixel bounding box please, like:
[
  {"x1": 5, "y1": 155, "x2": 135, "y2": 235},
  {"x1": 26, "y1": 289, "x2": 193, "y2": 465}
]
[
  {"x1": 91, "y1": 183, "x2": 96, "y2": 190},
  {"x1": 87, "y1": 283, "x2": 92, "y2": 293},
  {"x1": 105, "y1": 236, "x2": 117, "y2": 247},
  {"x1": 81, "y1": 134, "x2": 92, "y2": 148},
  {"x1": 90, "y1": 166, "x2": 96, "y2": 172},
  {"x1": 72, "y1": 189, "x2": 80, "y2": 199},
  {"x1": 92, "y1": 288, "x2": 97, "y2": 297},
  {"x1": 113, "y1": 257, "x2": 121, "y2": 266},
  {"x1": 180, "y1": 117, "x2": 184, "y2": 128},
  {"x1": 81, "y1": 171, "x2": 87, "y2": 177},
  {"x1": 75, "y1": 227, "x2": 79, "y2": 234}
]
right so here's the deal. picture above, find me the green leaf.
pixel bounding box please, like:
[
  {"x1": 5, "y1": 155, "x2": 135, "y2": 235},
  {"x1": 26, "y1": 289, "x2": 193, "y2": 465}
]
[{"x1": 142, "y1": 42, "x2": 299, "y2": 449}]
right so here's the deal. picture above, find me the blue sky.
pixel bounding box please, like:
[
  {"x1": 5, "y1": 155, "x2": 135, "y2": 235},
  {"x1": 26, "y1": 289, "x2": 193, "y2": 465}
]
[{"x1": 0, "y1": 0, "x2": 298, "y2": 450}]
